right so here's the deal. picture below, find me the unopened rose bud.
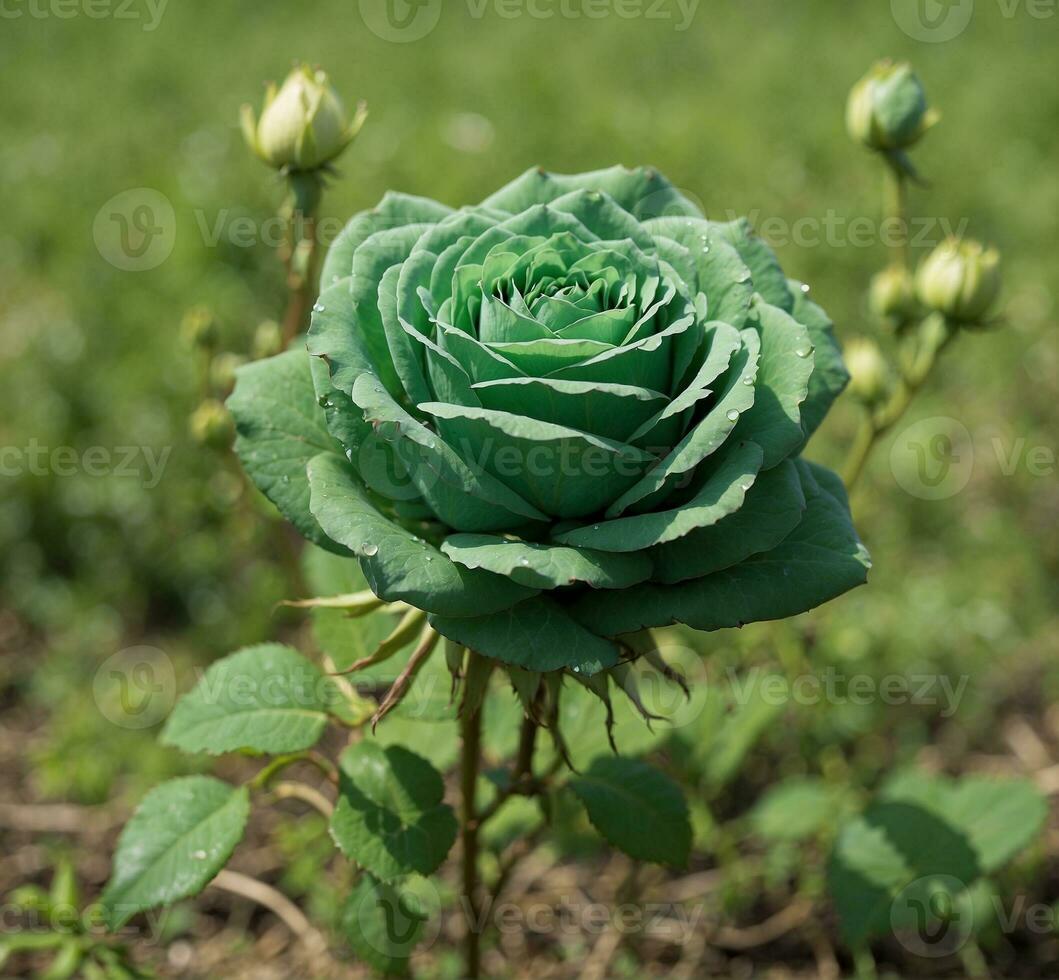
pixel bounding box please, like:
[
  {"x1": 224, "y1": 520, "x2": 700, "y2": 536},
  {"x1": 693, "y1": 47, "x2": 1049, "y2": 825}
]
[
  {"x1": 241, "y1": 64, "x2": 367, "y2": 173},
  {"x1": 846, "y1": 61, "x2": 939, "y2": 152},
  {"x1": 845, "y1": 338, "x2": 891, "y2": 405},
  {"x1": 210, "y1": 353, "x2": 247, "y2": 392},
  {"x1": 190, "y1": 399, "x2": 234, "y2": 449},
  {"x1": 181, "y1": 306, "x2": 218, "y2": 350},
  {"x1": 870, "y1": 266, "x2": 918, "y2": 324},
  {"x1": 252, "y1": 320, "x2": 284, "y2": 359},
  {"x1": 916, "y1": 238, "x2": 1001, "y2": 324}
]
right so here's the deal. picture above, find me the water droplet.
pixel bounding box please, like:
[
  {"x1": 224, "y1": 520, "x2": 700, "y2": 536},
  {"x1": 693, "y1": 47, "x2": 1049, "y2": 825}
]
[
  {"x1": 192, "y1": 850, "x2": 207, "y2": 860},
  {"x1": 726, "y1": 409, "x2": 740, "y2": 422},
  {"x1": 592, "y1": 524, "x2": 600, "y2": 531},
  {"x1": 796, "y1": 346, "x2": 815, "y2": 358},
  {"x1": 425, "y1": 556, "x2": 433, "y2": 562},
  {"x1": 345, "y1": 448, "x2": 353, "y2": 461},
  {"x1": 800, "y1": 283, "x2": 810, "y2": 294},
  {"x1": 742, "y1": 375, "x2": 754, "y2": 386},
  {"x1": 428, "y1": 441, "x2": 437, "y2": 449},
  {"x1": 362, "y1": 544, "x2": 379, "y2": 557},
  {"x1": 519, "y1": 557, "x2": 530, "y2": 566},
  {"x1": 571, "y1": 666, "x2": 581, "y2": 673},
  {"x1": 740, "y1": 482, "x2": 752, "y2": 491},
  {"x1": 281, "y1": 475, "x2": 290, "y2": 484}
]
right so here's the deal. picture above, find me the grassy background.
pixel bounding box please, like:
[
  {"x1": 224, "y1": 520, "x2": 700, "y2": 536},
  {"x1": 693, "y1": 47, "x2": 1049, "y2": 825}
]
[{"x1": 2, "y1": 0, "x2": 1058, "y2": 975}]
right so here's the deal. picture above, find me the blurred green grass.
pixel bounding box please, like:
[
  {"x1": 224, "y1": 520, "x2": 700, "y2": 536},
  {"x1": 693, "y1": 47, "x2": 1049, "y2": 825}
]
[{"x1": 1, "y1": 0, "x2": 1056, "y2": 805}]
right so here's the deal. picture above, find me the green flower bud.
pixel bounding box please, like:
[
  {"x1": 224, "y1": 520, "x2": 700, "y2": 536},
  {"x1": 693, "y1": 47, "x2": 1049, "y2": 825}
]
[
  {"x1": 190, "y1": 399, "x2": 234, "y2": 450},
  {"x1": 180, "y1": 305, "x2": 218, "y2": 349},
  {"x1": 241, "y1": 64, "x2": 367, "y2": 173},
  {"x1": 210, "y1": 352, "x2": 247, "y2": 392},
  {"x1": 845, "y1": 338, "x2": 891, "y2": 405},
  {"x1": 869, "y1": 265, "x2": 917, "y2": 324},
  {"x1": 916, "y1": 238, "x2": 1001, "y2": 324},
  {"x1": 846, "y1": 61, "x2": 939, "y2": 152},
  {"x1": 252, "y1": 319, "x2": 284, "y2": 359}
]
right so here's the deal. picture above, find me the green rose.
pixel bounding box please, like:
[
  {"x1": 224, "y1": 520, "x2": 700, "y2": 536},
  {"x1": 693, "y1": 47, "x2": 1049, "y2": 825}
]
[{"x1": 230, "y1": 167, "x2": 869, "y2": 674}]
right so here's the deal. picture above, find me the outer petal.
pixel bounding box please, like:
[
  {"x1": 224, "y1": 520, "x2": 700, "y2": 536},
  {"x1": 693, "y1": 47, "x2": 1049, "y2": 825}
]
[
  {"x1": 481, "y1": 166, "x2": 701, "y2": 220},
  {"x1": 571, "y1": 460, "x2": 870, "y2": 635},
  {"x1": 228, "y1": 350, "x2": 352, "y2": 555},
  {"x1": 429, "y1": 597, "x2": 620, "y2": 674},
  {"x1": 307, "y1": 453, "x2": 536, "y2": 616},
  {"x1": 320, "y1": 192, "x2": 453, "y2": 287}
]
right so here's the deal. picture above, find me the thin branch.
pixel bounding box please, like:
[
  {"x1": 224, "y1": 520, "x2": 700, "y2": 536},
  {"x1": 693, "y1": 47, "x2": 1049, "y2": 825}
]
[
  {"x1": 270, "y1": 781, "x2": 335, "y2": 819},
  {"x1": 209, "y1": 869, "x2": 329, "y2": 959}
]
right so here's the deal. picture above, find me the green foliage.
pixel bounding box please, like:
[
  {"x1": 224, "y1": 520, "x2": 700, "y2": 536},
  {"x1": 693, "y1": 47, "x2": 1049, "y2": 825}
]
[
  {"x1": 828, "y1": 772, "x2": 1047, "y2": 946},
  {"x1": 102, "y1": 777, "x2": 250, "y2": 929},
  {"x1": 161, "y1": 643, "x2": 334, "y2": 754},
  {"x1": 568, "y1": 756, "x2": 691, "y2": 868},
  {"x1": 330, "y1": 742, "x2": 457, "y2": 881},
  {"x1": 341, "y1": 874, "x2": 428, "y2": 977}
]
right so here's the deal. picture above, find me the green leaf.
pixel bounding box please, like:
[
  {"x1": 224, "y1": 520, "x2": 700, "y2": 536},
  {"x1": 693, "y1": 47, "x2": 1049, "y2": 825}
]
[
  {"x1": 161, "y1": 644, "x2": 331, "y2": 755},
  {"x1": 102, "y1": 777, "x2": 249, "y2": 929},
  {"x1": 307, "y1": 452, "x2": 536, "y2": 617},
  {"x1": 441, "y1": 534, "x2": 651, "y2": 590},
  {"x1": 568, "y1": 756, "x2": 691, "y2": 867},
  {"x1": 572, "y1": 460, "x2": 870, "y2": 635},
  {"x1": 341, "y1": 873, "x2": 429, "y2": 977},
  {"x1": 429, "y1": 596, "x2": 620, "y2": 675},
  {"x1": 330, "y1": 742, "x2": 457, "y2": 881},
  {"x1": 751, "y1": 778, "x2": 847, "y2": 842},
  {"x1": 228, "y1": 350, "x2": 349, "y2": 555},
  {"x1": 828, "y1": 772, "x2": 1047, "y2": 946}
]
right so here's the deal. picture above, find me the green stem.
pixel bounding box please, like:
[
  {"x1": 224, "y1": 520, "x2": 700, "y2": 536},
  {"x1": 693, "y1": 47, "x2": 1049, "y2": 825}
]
[
  {"x1": 459, "y1": 652, "x2": 484, "y2": 980},
  {"x1": 280, "y1": 172, "x2": 324, "y2": 346},
  {"x1": 885, "y1": 158, "x2": 909, "y2": 271},
  {"x1": 842, "y1": 317, "x2": 959, "y2": 490}
]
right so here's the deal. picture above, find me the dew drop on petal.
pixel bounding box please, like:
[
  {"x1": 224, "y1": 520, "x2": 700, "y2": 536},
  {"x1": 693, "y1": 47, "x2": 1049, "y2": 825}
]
[
  {"x1": 362, "y1": 544, "x2": 379, "y2": 557},
  {"x1": 800, "y1": 283, "x2": 811, "y2": 294},
  {"x1": 726, "y1": 409, "x2": 740, "y2": 422},
  {"x1": 592, "y1": 524, "x2": 600, "y2": 531},
  {"x1": 192, "y1": 850, "x2": 207, "y2": 860},
  {"x1": 519, "y1": 557, "x2": 530, "y2": 566},
  {"x1": 425, "y1": 556, "x2": 433, "y2": 562},
  {"x1": 796, "y1": 346, "x2": 815, "y2": 358},
  {"x1": 742, "y1": 375, "x2": 754, "y2": 386}
]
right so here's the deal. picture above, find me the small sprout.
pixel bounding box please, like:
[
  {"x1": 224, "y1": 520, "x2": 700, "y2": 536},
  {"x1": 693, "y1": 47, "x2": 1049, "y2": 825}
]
[{"x1": 916, "y1": 237, "x2": 1002, "y2": 325}]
